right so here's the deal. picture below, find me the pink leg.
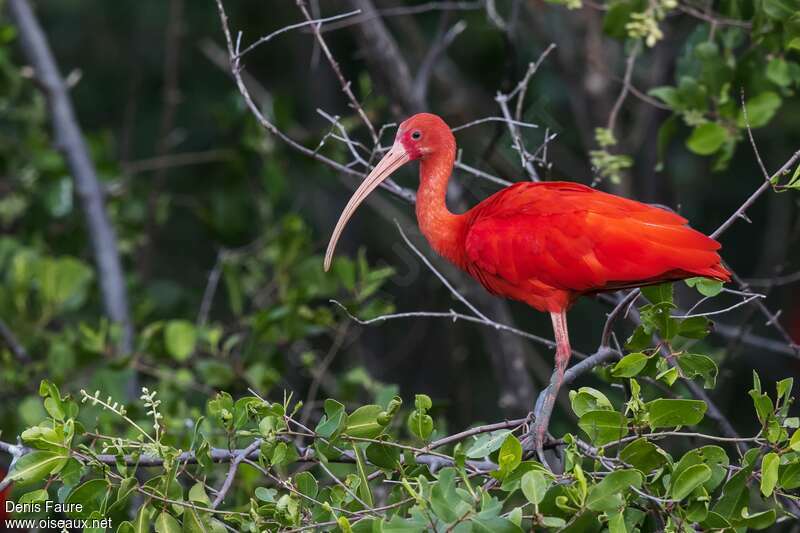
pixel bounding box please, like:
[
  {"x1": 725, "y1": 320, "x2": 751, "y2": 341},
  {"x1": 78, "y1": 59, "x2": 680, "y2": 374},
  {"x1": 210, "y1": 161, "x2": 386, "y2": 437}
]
[{"x1": 529, "y1": 311, "x2": 571, "y2": 465}]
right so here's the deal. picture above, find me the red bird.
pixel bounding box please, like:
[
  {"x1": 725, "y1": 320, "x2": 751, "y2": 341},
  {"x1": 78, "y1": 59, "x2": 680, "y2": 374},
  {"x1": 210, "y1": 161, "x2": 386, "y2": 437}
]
[{"x1": 324, "y1": 113, "x2": 730, "y2": 458}]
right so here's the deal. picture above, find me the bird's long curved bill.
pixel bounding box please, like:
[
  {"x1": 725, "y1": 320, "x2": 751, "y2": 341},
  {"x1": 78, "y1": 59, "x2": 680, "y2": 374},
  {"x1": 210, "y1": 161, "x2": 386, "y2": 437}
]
[{"x1": 324, "y1": 145, "x2": 410, "y2": 271}]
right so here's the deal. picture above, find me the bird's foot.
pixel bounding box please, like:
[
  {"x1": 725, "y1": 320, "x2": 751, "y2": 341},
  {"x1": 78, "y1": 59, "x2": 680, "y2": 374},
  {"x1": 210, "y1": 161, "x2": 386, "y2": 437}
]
[{"x1": 522, "y1": 419, "x2": 552, "y2": 471}]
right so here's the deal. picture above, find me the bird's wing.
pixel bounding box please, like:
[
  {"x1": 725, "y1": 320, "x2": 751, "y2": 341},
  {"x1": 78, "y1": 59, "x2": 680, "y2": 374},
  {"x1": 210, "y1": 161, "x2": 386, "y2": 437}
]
[{"x1": 464, "y1": 182, "x2": 729, "y2": 299}]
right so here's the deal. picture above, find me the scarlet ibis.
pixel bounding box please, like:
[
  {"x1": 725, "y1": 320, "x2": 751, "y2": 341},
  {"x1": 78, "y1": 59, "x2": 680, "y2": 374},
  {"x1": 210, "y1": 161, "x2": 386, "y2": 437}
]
[{"x1": 324, "y1": 113, "x2": 730, "y2": 460}]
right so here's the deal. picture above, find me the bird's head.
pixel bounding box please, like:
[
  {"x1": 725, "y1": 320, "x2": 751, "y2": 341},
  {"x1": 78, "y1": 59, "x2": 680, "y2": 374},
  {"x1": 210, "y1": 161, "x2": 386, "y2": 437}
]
[
  {"x1": 395, "y1": 113, "x2": 454, "y2": 161},
  {"x1": 323, "y1": 113, "x2": 453, "y2": 271}
]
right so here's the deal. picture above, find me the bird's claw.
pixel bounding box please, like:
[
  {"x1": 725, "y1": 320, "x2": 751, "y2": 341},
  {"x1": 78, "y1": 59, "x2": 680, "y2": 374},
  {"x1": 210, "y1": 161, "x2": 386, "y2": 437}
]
[{"x1": 522, "y1": 419, "x2": 552, "y2": 471}]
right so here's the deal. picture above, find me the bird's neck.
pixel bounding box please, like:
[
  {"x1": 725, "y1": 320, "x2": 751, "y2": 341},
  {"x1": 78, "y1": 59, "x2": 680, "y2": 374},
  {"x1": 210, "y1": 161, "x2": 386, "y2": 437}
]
[{"x1": 415, "y1": 146, "x2": 468, "y2": 268}]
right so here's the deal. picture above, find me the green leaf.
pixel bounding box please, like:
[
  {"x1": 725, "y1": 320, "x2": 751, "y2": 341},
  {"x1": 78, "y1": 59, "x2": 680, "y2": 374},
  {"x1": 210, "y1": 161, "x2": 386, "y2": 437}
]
[
  {"x1": 607, "y1": 511, "x2": 626, "y2": 533},
  {"x1": 677, "y1": 353, "x2": 718, "y2": 388},
  {"x1": 789, "y1": 428, "x2": 800, "y2": 452},
  {"x1": 641, "y1": 283, "x2": 673, "y2": 305},
  {"x1": 429, "y1": 468, "x2": 470, "y2": 523},
  {"x1": 471, "y1": 516, "x2": 522, "y2": 533},
  {"x1": 649, "y1": 86, "x2": 681, "y2": 109},
  {"x1": 132, "y1": 505, "x2": 152, "y2": 533},
  {"x1": 748, "y1": 388, "x2": 773, "y2": 424},
  {"x1": 414, "y1": 394, "x2": 432, "y2": 411},
  {"x1": 494, "y1": 434, "x2": 522, "y2": 479},
  {"x1": 777, "y1": 377, "x2": 793, "y2": 404},
  {"x1": 586, "y1": 469, "x2": 643, "y2": 512},
  {"x1": 602, "y1": 0, "x2": 639, "y2": 39},
  {"x1": 577, "y1": 410, "x2": 629, "y2": 445},
  {"x1": 619, "y1": 438, "x2": 669, "y2": 472},
  {"x1": 569, "y1": 387, "x2": 613, "y2": 417},
  {"x1": 740, "y1": 508, "x2": 777, "y2": 530},
  {"x1": 155, "y1": 511, "x2": 182, "y2": 533},
  {"x1": 673, "y1": 446, "x2": 730, "y2": 492},
  {"x1": 671, "y1": 464, "x2": 711, "y2": 500},
  {"x1": 294, "y1": 471, "x2": 318, "y2": 499},
  {"x1": 18, "y1": 489, "x2": 49, "y2": 504},
  {"x1": 687, "y1": 122, "x2": 728, "y2": 155},
  {"x1": 255, "y1": 487, "x2": 277, "y2": 502},
  {"x1": 182, "y1": 506, "x2": 210, "y2": 533},
  {"x1": 763, "y1": 0, "x2": 798, "y2": 19},
  {"x1": 541, "y1": 516, "x2": 567, "y2": 528},
  {"x1": 466, "y1": 429, "x2": 512, "y2": 458},
  {"x1": 66, "y1": 478, "x2": 109, "y2": 518},
  {"x1": 767, "y1": 58, "x2": 792, "y2": 87},
  {"x1": 677, "y1": 316, "x2": 711, "y2": 339},
  {"x1": 684, "y1": 277, "x2": 723, "y2": 297},
  {"x1": 188, "y1": 482, "x2": 211, "y2": 505},
  {"x1": 365, "y1": 442, "x2": 400, "y2": 471},
  {"x1": 646, "y1": 399, "x2": 707, "y2": 428},
  {"x1": 407, "y1": 394, "x2": 434, "y2": 441},
  {"x1": 38, "y1": 257, "x2": 93, "y2": 311},
  {"x1": 520, "y1": 470, "x2": 550, "y2": 507},
  {"x1": 611, "y1": 352, "x2": 650, "y2": 378},
  {"x1": 164, "y1": 320, "x2": 197, "y2": 361},
  {"x1": 8, "y1": 450, "x2": 68, "y2": 484},
  {"x1": 407, "y1": 411, "x2": 433, "y2": 441},
  {"x1": 760, "y1": 452, "x2": 780, "y2": 497},
  {"x1": 737, "y1": 92, "x2": 782, "y2": 129},
  {"x1": 779, "y1": 462, "x2": 800, "y2": 489},
  {"x1": 713, "y1": 464, "x2": 752, "y2": 518},
  {"x1": 351, "y1": 443, "x2": 374, "y2": 507},
  {"x1": 346, "y1": 404, "x2": 387, "y2": 438},
  {"x1": 316, "y1": 399, "x2": 346, "y2": 439}
]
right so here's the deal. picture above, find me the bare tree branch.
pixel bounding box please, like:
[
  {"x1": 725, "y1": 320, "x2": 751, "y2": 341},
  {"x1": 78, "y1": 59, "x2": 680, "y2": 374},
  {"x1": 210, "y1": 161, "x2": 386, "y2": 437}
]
[
  {"x1": 211, "y1": 438, "x2": 262, "y2": 509},
  {"x1": 413, "y1": 19, "x2": 467, "y2": 105},
  {"x1": 7, "y1": 0, "x2": 133, "y2": 354},
  {"x1": 0, "y1": 318, "x2": 30, "y2": 363}
]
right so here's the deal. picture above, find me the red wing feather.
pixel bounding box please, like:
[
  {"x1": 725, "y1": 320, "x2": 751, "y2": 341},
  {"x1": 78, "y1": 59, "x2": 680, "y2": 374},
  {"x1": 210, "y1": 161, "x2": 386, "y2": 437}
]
[{"x1": 463, "y1": 182, "x2": 729, "y2": 312}]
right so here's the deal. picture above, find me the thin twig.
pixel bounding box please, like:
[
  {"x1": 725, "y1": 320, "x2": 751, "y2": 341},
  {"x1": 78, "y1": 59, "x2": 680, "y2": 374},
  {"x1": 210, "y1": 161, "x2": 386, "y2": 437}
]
[
  {"x1": 451, "y1": 116, "x2": 539, "y2": 132},
  {"x1": 395, "y1": 221, "x2": 490, "y2": 321},
  {"x1": 514, "y1": 43, "x2": 557, "y2": 122},
  {"x1": 296, "y1": 0, "x2": 379, "y2": 144},
  {"x1": 213, "y1": 0, "x2": 416, "y2": 204},
  {"x1": 413, "y1": 20, "x2": 467, "y2": 104},
  {"x1": 671, "y1": 294, "x2": 764, "y2": 319},
  {"x1": 236, "y1": 9, "x2": 361, "y2": 58},
  {"x1": 211, "y1": 438, "x2": 262, "y2": 508},
  {"x1": 197, "y1": 250, "x2": 225, "y2": 327},
  {"x1": 710, "y1": 149, "x2": 800, "y2": 239},
  {"x1": 606, "y1": 42, "x2": 640, "y2": 136},
  {"x1": 493, "y1": 44, "x2": 556, "y2": 182},
  {"x1": 0, "y1": 318, "x2": 30, "y2": 363},
  {"x1": 600, "y1": 290, "x2": 639, "y2": 348},
  {"x1": 329, "y1": 301, "x2": 564, "y2": 354}
]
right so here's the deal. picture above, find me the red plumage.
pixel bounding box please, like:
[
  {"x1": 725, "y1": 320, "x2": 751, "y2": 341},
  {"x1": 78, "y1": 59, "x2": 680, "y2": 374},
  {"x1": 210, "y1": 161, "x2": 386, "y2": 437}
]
[{"x1": 463, "y1": 181, "x2": 730, "y2": 312}]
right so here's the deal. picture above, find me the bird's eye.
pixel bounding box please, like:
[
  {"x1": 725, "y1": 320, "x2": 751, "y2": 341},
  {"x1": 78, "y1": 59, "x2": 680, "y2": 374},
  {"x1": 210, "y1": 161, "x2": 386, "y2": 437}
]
[{"x1": 411, "y1": 130, "x2": 422, "y2": 140}]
